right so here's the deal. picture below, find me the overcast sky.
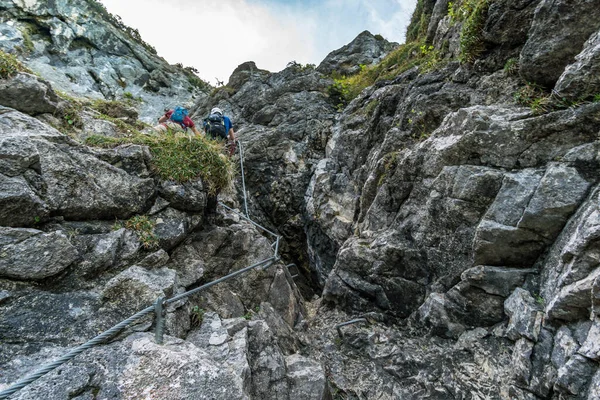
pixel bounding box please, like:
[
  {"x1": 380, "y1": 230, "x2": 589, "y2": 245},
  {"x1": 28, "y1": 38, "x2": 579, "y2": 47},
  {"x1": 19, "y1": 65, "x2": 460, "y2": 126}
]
[{"x1": 100, "y1": 0, "x2": 417, "y2": 85}]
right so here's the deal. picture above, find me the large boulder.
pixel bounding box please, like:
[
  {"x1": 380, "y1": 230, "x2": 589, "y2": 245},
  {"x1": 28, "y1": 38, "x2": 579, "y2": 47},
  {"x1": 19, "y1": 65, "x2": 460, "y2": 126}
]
[
  {"x1": 555, "y1": 29, "x2": 600, "y2": 100},
  {"x1": 0, "y1": 72, "x2": 62, "y2": 115},
  {"x1": 0, "y1": 228, "x2": 78, "y2": 280},
  {"x1": 0, "y1": 107, "x2": 156, "y2": 225},
  {"x1": 519, "y1": 0, "x2": 600, "y2": 87}
]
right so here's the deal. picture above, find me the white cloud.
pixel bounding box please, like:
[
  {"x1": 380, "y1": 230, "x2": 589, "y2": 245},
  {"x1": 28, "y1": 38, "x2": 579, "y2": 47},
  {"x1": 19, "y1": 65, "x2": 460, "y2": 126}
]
[
  {"x1": 100, "y1": 0, "x2": 417, "y2": 85},
  {"x1": 101, "y1": 0, "x2": 317, "y2": 84}
]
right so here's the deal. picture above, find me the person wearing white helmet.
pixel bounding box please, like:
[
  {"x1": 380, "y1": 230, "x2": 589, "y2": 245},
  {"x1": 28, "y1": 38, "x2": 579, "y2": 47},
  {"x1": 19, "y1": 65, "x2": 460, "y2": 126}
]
[{"x1": 203, "y1": 107, "x2": 236, "y2": 155}]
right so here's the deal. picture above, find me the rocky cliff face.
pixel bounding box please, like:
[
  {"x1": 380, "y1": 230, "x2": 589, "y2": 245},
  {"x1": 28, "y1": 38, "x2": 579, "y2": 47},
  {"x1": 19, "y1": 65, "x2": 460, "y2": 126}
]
[
  {"x1": 2, "y1": 0, "x2": 600, "y2": 399},
  {"x1": 0, "y1": 0, "x2": 208, "y2": 123}
]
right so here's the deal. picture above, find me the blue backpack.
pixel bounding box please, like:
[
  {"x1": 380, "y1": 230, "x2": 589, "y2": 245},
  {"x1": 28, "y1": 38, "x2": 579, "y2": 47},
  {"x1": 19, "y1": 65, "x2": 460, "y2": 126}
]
[{"x1": 170, "y1": 106, "x2": 188, "y2": 127}]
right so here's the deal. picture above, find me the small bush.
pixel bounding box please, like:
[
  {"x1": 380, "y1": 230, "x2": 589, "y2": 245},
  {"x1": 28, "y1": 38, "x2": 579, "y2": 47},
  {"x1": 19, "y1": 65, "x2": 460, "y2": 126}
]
[
  {"x1": 286, "y1": 60, "x2": 316, "y2": 72},
  {"x1": 125, "y1": 215, "x2": 158, "y2": 249},
  {"x1": 85, "y1": 131, "x2": 235, "y2": 193},
  {"x1": 374, "y1": 34, "x2": 385, "y2": 41}
]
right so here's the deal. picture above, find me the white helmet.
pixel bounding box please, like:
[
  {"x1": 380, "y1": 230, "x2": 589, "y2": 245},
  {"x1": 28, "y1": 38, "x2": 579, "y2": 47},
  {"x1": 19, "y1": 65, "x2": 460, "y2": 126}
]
[{"x1": 210, "y1": 107, "x2": 223, "y2": 115}]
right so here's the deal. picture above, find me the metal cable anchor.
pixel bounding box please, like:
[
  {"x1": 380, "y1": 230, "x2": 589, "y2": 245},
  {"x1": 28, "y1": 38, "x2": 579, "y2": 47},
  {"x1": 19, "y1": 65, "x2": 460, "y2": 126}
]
[{"x1": 154, "y1": 297, "x2": 165, "y2": 345}]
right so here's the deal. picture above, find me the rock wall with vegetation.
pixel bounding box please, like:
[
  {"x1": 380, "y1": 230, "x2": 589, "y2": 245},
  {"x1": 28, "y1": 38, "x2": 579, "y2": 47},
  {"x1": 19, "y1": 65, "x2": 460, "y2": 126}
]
[
  {"x1": 0, "y1": 0, "x2": 210, "y2": 123},
  {"x1": 2, "y1": 0, "x2": 600, "y2": 398},
  {"x1": 192, "y1": 0, "x2": 600, "y2": 398}
]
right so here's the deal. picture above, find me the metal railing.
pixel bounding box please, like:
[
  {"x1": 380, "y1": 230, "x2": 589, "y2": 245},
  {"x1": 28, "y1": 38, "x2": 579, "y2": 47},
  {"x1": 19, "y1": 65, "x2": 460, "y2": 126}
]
[{"x1": 0, "y1": 140, "x2": 281, "y2": 399}]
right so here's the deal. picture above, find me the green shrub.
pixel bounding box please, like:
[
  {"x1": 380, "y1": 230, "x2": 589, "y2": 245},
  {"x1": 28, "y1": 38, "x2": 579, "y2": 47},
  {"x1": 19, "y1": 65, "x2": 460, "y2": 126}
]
[{"x1": 85, "y1": 131, "x2": 235, "y2": 193}]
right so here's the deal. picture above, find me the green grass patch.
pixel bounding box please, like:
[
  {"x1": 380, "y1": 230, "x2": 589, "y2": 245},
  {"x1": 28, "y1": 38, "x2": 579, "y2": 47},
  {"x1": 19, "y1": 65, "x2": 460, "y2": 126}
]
[
  {"x1": 0, "y1": 49, "x2": 32, "y2": 79},
  {"x1": 406, "y1": 0, "x2": 431, "y2": 42},
  {"x1": 449, "y1": 0, "x2": 490, "y2": 63},
  {"x1": 514, "y1": 82, "x2": 598, "y2": 114},
  {"x1": 85, "y1": 131, "x2": 235, "y2": 193},
  {"x1": 328, "y1": 41, "x2": 443, "y2": 107}
]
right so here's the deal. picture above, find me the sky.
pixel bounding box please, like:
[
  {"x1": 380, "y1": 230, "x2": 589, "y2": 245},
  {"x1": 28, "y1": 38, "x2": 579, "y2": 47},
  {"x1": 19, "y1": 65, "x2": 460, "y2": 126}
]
[{"x1": 99, "y1": 0, "x2": 417, "y2": 85}]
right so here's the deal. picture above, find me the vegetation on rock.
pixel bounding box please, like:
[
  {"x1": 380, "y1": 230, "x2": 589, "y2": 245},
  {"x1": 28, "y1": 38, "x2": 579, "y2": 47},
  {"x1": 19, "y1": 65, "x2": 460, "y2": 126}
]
[
  {"x1": 121, "y1": 215, "x2": 159, "y2": 249},
  {"x1": 0, "y1": 49, "x2": 32, "y2": 79},
  {"x1": 451, "y1": 0, "x2": 490, "y2": 63},
  {"x1": 85, "y1": 131, "x2": 235, "y2": 193}
]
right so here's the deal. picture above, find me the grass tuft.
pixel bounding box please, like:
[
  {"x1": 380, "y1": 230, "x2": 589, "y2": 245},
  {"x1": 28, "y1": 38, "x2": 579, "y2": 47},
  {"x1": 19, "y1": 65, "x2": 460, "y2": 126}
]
[
  {"x1": 0, "y1": 49, "x2": 32, "y2": 79},
  {"x1": 124, "y1": 215, "x2": 158, "y2": 249},
  {"x1": 85, "y1": 131, "x2": 235, "y2": 193},
  {"x1": 457, "y1": 0, "x2": 490, "y2": 63}
]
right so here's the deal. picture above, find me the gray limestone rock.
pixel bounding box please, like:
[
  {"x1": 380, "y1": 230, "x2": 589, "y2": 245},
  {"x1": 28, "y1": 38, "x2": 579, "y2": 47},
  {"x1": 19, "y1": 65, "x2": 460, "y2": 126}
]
[
  {"x1": 552, "y1": 326, "x2": 579, "y2": 369},
  {"x1": 511, "y1": 338, "x2": 534, "y2": 386},
  {"x1": 158, "y1": 180, "x2": 207, "y2": 212},
  {"x1": 519, "y1": 0, "x2": 600, "y2": 87},
  {"x1": 285, "y1": 354, "x2": 328, "y2": 400},
  {"x1": 0, "y1": 1, "x2": 205, "y2": 122},
  {"x1": 546, "y1": 268, "x2": 600, "y2": 322},
  {"x1": 2, "y1": 333, "x2": 247, "y2": 400},
  {"x1": 555, "y1": 354, "x2": 597, "y2": 397},
  {"x1": 247, "y1": 320, "x2": 289, "y2": 399},
  {"x1": 0, "y1": 72, "x2": 62, "y2": 115},
  {"x1": 461, "y1": 266, "x2": 536, "y2": 297},
  {"x1": 587, "y1": 370, "x2": 600, "y2": 400},
  {"x1": 101, "y1": 266, "x2": 178, "y2": 316},
  {"x1": 0, "y1": 227, "x2": 78, "y2": 280},
  {"x1": 555, "y1": 29, "x2": 600, "y2": 100},
  {"x1": 504, "y1": 288, "x2": 544, "y2": 342},
  {"x1": 577, "y1": 318, "x2": 600, "y2": 361},
  {"x1": 153, "y1": 207, "x2": 202, "y2": 251}
]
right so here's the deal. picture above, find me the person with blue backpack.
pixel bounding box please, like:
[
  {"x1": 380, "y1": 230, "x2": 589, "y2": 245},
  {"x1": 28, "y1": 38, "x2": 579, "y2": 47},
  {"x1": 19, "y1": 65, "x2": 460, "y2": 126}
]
[
  {"x1": 154, "y1": 106, "x2": 201, "y2": 136},
  {"x1": 203, "y1": 107, "x2": 236, "y2": 155}
]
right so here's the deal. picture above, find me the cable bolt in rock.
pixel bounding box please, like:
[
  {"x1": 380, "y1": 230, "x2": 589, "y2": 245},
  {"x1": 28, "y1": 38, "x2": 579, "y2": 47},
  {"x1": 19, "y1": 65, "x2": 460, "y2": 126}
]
[
  {"x1": 285, "y1": 263, "x2": 300, "y2": 278},
  {"x1": 335, "y1": 318, "x2": 369, "y2": 338}
]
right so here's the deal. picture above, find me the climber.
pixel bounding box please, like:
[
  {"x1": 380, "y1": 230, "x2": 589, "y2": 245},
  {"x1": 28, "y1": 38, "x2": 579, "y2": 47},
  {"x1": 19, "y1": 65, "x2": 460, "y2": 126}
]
[
  {"x1": 203, "y1": 107, "x2": 237, "y2": 156},
  {"x1": 154, "y1": 106, "x2": 201, "y2": 136}
]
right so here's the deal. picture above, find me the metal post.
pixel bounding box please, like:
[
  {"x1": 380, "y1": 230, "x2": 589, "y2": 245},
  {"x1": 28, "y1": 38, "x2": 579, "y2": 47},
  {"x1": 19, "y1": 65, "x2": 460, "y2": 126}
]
[{"x1": 154, "y1": 297, "x2": 165, "y2": 345}]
